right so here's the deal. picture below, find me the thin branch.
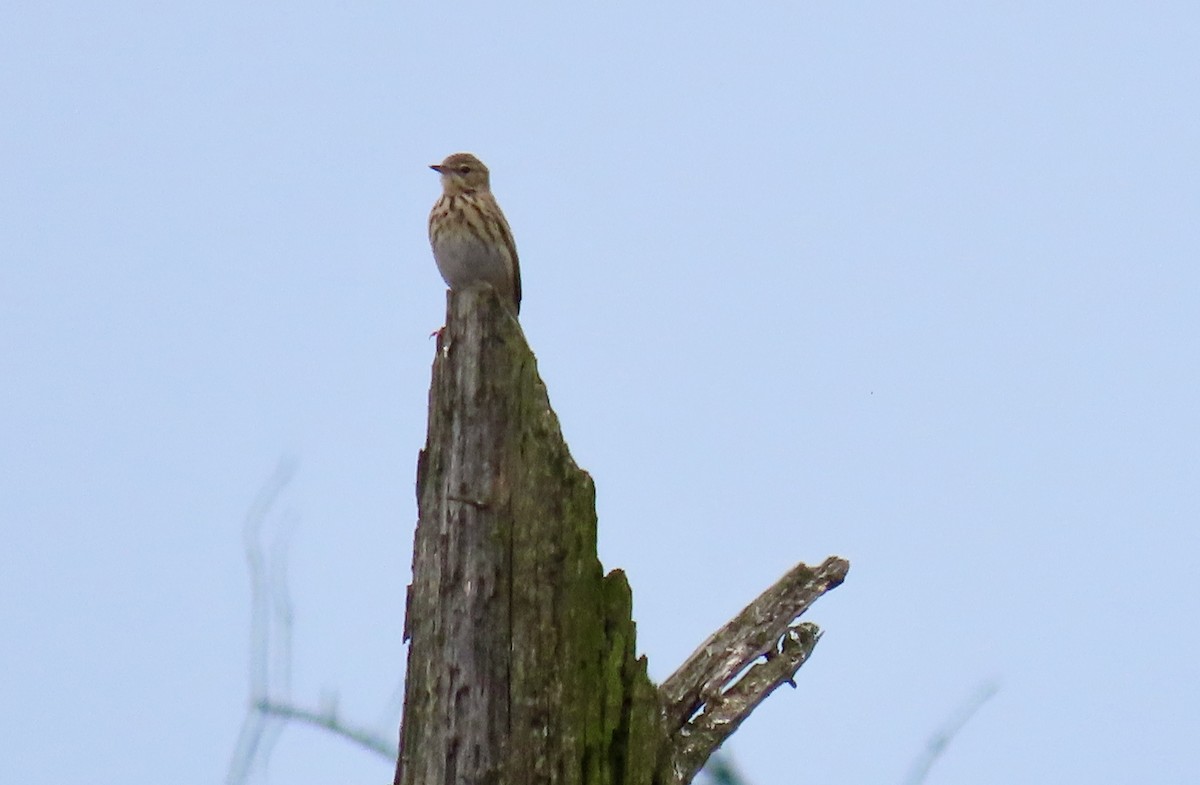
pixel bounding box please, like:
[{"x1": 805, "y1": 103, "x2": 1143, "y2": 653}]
[
  {"x1": 672, "y1": 623, "x2": 821, "y2": 783},
  {"x1": 258, "y1": 699, "x2": 399, "y2": 759},
  {"x1": 659, "y1": 556, "x2": 848, "y2": 785},
  {"x1": 226, "y1": 458, "x2": 297, "y2": 785},
  {"x1": 252, "y1": 508, "x2": 301, "y2": 772},
  {"x1": 660, "y1": 556, "x2": 849, "y2": 730},
  {"x1": 268, "y1": 510, "x2": 299, "y2": 697},
  {"x1": 226, "y1": 459, "x2": 401, "y2": 785},
  {"x1": 902, "y1": 680, "x2": 1000, "y2": 785}
]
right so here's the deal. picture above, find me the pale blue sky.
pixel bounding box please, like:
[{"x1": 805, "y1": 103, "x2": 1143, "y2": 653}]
[{"x1": 3, "y1": 3, "x2": 1198, "y2": 784}]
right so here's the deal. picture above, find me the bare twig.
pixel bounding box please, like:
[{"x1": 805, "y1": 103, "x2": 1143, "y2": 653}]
[
  {"x1": 660, "y1": 556, "x2": 849, "y2": 784},
  {"x1": 902, "y1": 680, "x2": 1000, "y2": 785},
  {"x1": 673, "y1": 623, "x2": 821, "y2": 781},
  {"x1": 226, "y1": 458, "x2": 297, "y2": 785},
  {"x1": 257, "y1": 699, "x2": 398, "y2": 759},
  {"x1": 661, "y1": 556, "x2": 848, "y2": 727},
  {"x1": 225, "y1": 460, "x2": 398, "y2": 785}
]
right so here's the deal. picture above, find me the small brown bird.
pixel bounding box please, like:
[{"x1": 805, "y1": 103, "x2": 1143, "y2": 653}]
[{"x1": 428, "y1": 153, "x2": 522, "y2": 314}]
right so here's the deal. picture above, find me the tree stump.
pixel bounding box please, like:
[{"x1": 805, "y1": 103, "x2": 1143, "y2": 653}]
[
  {"x1": 395, "y1": 288, "x2": 661, "y2": 785},
  {"x1": 395, "y1": 286, "x2": 847, "y2": 785}
]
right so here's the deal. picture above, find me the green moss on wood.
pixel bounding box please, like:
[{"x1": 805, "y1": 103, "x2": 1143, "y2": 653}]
[{"x1": 396, "y1": 289, "x2": 667, "y2": 785}]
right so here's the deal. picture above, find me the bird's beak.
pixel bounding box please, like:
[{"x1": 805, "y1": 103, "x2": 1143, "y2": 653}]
[{"x1": 430, "y1": 164, "x2": 445, "y2": 174}]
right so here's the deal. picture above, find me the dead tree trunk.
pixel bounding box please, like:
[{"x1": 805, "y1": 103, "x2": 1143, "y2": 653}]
[{"x1": 395, "y1": 288, "x2": 848, "y2": 785}]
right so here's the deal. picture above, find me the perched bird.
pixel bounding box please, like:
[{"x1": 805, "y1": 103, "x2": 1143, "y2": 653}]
[{"x1": 428, "y1": 153, "x2": 522, "y2": 314}]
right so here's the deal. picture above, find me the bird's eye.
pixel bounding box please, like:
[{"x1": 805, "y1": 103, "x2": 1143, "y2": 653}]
[{"x1": 458, "y1": 165, "x2": 471, "y2": 174}]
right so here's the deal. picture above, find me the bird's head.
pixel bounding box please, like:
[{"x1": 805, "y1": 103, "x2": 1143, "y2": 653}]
[{"x1": 431, "y1": 153, "x2": 491, "y2": 195}]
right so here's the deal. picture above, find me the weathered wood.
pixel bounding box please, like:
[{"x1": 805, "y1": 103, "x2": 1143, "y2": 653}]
[
  {"x1": 394, "y1": 286, "x2": 847, "y2": 785},
  {"x1": 395, "y1": 287, "x2": 662, "y2": 785},
  {"x1": 659, "y1": 558, "x2": 849, "y2": 784},
  {"x1": 660, "y1": 557, "x2": 849, "y2": 731}
]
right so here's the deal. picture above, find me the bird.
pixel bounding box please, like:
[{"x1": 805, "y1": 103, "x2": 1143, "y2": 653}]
[{"x1": 427, "y1": 153, "x2": 522, "y2": 315}]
